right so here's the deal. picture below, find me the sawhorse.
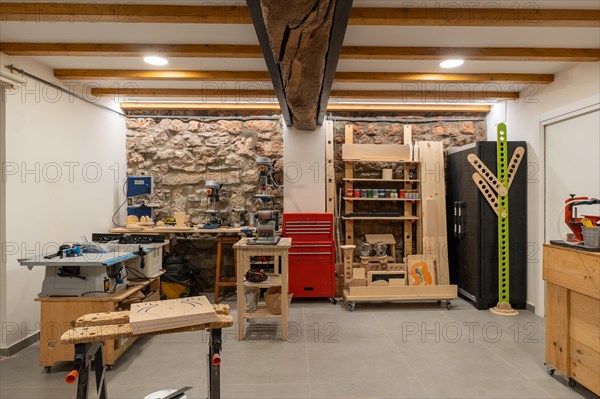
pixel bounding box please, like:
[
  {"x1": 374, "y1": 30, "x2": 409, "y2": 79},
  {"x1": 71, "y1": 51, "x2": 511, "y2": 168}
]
[{"x1": 60, "y1": 304, "x2": 233, "y2": 399}]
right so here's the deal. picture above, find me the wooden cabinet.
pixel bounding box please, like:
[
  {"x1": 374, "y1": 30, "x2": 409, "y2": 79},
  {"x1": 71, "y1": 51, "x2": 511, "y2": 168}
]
[
  {"x1": 36, "y1": 276, "x2": 160, "y2": 370},
  {"x1": 543, "y1": 244, "x2": 599, "y2": 396}
]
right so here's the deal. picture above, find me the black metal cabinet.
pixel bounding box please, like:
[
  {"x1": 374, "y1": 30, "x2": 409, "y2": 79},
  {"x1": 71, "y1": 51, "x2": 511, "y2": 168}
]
[{"x1": 446, "y1": 142, "x2": 527, "y2": 310}]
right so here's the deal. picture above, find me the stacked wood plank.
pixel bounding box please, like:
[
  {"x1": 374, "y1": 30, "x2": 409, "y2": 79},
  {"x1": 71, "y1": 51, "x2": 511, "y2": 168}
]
[
  {"x1": 129, "y1": 296, "x2": 219, "y2": 334},
  {"x1": 417, "y1": 140, "x2": 450, "y2": 285}
]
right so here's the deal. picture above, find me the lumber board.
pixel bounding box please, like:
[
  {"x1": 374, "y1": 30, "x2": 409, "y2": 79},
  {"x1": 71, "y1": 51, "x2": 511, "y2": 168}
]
[
  {"x1": 344, "y1": 125, "x2": 354, "y2": 246},
  {"x1": 418, "y1": 141, "x2": 449, "y2": 285},
  {"x1": 403, "y1": 125, "x2": 412, "y2": 145},
  {"x1": 60, "y1": 315, "x2": 234, "y2": 344},
  {"x1": 75, "y1": 304, "x2": 230, "y2": 327},
  {"x1": 129, "y1": 296, "x2": 219, "y2": 334},
  {"x1": 345, "y1": 284, "x2": 457, "y2": 300},
  {"x1": 325, "y1": 120, "x2": 336, "y2": 213},
  {"x1": 342, "y1": 144, "x2": 410, "y2": 161}
]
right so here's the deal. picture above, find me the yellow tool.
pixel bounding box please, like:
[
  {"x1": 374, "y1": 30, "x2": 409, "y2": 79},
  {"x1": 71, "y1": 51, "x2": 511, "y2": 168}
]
[{"x1": 581, "y1": 218, "x2": 594, "y2": 228}]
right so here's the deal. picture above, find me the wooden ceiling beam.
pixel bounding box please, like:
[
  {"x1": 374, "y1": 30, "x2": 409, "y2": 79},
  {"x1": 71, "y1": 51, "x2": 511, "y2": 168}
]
[
  {"x1": 0, "y1": 3, "x2": 251, "y2": 23},
  {"x1": 1, "y1": 3, "x2": 597, "y2": 27},
  {"x1": 119, "y1": 102, "x2": 492, "y2": 113},
  {"x1": 57, "y1": 69, "x2": 554, "y2": 84},
  {"x1": 0, "y1": 43, "x2": 264, "y2": 58},
  {"x1": 334, "y1": 72, "x2": 554, "y2": 84},
  {"x1": 3, "y1": 43, "x2": 599, "y2": 62},
  {"x1": 340, "y1": 46, "x2": 600, "y2": 62},
  {"x1": 53, "y1": 69, "x2": 271, "y2": 81},
  {"x1": 348, "y1": 7, "x2": 600, "y2": 27},
  {"x1": 92, "y1": 87, "x2": 519, "y2": 101}
]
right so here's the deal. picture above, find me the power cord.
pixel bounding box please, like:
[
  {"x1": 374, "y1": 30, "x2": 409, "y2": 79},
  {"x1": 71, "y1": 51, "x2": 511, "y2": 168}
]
[{"x1": 112, "y1": 180, "x2": 128, "y2": 228}]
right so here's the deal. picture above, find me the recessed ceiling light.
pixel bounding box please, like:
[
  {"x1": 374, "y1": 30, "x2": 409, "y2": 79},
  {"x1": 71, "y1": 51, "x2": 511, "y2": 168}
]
[
  {"x1": 144, "y1": 56, "x2": 169, "y2": 66},
  {"x1": 440, "y1": 59, "x2": 464, "y2": 69}
]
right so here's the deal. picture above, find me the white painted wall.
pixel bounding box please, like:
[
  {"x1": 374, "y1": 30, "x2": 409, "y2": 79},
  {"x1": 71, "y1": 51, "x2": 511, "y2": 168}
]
[
  {"x1": 486, "y1": 62, "x2": 600, "y2": 316},
  {"x1": 0, "y1": 55, "x2": 126, "y2": 350},
  {"x1": 283, "y1": 122, "x2": 326, "y2": 213}
]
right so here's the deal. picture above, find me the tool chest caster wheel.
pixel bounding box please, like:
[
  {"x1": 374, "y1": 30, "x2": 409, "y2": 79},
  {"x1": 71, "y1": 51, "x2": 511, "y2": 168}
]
[
  {"x1": 348, "y1": 302, "x2": 356, "y2": 311},
  {"x1": 330, "y1": 297, "x2": 338, "y2": 305},
  {"x1": 446, "y1": 301, "x2": 452, "y2": 310},
  {"x1": 545, "y1": 364, "x2": 555, "y2": 376},
  {"x1": 44, "y1": 366, "x2": 51, "y2": 373},
  {"x1": 568, "y1": 378, "x2": 576, "y2": 388}
]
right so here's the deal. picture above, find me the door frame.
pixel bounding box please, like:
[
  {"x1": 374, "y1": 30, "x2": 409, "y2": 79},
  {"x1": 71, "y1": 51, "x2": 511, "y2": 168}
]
[{"x1": 537, "y1": 95, "x2": 600, "y2": 316}]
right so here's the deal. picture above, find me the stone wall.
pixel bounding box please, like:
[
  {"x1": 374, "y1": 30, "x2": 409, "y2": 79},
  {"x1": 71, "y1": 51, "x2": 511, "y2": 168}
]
[
  {"x1": 333, "y1": 114, "x2": 487, "y2": 256},
  {"x1": 125, "y1": 115, "x2": 284, "y2": 292},
  {"x1": 126, "y1": 116, "x2": 284, "y2": 225}
]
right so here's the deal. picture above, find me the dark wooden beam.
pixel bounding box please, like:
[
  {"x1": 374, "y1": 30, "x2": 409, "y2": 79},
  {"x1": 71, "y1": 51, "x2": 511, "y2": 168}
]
[
  {"x1": 317, "y1": 0, "x2": 353, "y2": 125},
  {"x1": 245, "y1": 0, "x2": 291, "y2": 127},
  {"x1": 247, "y1": 0, "x2": 348, "y2": 131}
]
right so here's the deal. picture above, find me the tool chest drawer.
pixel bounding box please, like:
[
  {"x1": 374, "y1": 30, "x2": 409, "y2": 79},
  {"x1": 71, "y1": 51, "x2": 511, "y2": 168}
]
[{"x1": 283, "y1": 213, "x2": 335, "y2": 298}]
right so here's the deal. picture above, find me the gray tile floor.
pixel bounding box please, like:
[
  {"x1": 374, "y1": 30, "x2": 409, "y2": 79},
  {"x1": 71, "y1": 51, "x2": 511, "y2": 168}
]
[{"x1": 1, "y1": 298, "x2": 599, "y2": 399}]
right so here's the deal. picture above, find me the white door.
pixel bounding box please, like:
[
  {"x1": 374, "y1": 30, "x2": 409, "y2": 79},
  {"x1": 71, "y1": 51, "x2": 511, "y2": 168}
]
[{"x1": 545, "y1": 109, "x2": 600, "y2": 242}]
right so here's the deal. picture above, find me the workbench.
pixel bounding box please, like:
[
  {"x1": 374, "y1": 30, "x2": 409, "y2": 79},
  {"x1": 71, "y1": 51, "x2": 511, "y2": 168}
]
[
  {"x1": 108, "y1": 226, "x2": 253, "y2": 303},
  {"x1": 60, "y1": 303, "x2": 233, "y2": 399},
  {"x1": 35, "y1": 276, "x2": 161, "y2": 371},
  {"x1": 234, "y1": 238, "x2": 291, "y2": 341},
  {"x1": 543, "y1": 244, "x2": 599, "y2": 396}
]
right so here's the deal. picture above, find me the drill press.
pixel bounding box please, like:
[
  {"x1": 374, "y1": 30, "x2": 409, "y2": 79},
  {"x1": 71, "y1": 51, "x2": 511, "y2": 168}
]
[
  {"x1": 203, "y1": 180, "x2": 223, "y2": 229},
  {"x1": 250, "y1": 157, "x2": 281, "y2": 245}
]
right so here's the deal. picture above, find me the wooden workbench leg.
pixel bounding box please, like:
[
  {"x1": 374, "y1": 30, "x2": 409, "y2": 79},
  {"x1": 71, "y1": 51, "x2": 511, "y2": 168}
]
[
  {"x1": 237, "y1": 250, "x2": 245, "y2": 341},
  {"x1": 215, "y1": 237, "x2": 223, "y2": 304},
  {"x1": 281, "y1": 253, "x2": 289, "y2": 341}
]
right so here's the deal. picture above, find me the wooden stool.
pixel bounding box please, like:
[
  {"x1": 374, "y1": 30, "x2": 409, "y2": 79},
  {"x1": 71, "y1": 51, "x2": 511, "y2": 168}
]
[{"x1": 214, "y1": 236, "x2": 239, "y2": 303}]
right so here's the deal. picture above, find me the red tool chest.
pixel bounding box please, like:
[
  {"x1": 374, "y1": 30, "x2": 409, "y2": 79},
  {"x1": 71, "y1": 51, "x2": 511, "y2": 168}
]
[{"x1": 283, "y1": 213, "x2": 335, "y2": 298}]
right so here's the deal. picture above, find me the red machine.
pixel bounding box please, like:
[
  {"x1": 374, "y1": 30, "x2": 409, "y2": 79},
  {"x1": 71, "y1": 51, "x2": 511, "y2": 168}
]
[
  {"x1": 283, "y1": 213, "x2": 335, "y2": 298},
  {"x1": 565, "y1": 194, "x2": 600, "y2": 242}
]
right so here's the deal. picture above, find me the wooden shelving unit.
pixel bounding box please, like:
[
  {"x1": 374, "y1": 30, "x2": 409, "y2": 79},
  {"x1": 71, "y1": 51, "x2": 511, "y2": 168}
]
[
  {"x1": 340, "y1": 126, "x2": 457, "y2": 310},
  {"x1": 342, "y1": 126, "x2": 422, "y2": 258}
]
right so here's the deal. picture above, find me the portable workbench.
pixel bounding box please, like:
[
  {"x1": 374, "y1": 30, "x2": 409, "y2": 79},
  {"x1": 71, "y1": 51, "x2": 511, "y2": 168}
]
[{"x1": 60, "y1": 304, "x2": 233, "y2": 399}]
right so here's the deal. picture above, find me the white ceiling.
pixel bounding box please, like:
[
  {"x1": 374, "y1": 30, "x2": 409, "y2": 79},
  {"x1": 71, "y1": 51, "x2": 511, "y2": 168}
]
[{"x1": 1, "y1": 0, "x2": 599, "y2": 103}]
